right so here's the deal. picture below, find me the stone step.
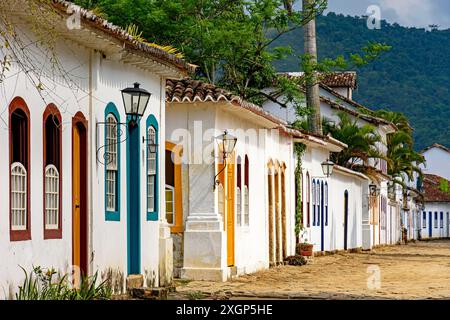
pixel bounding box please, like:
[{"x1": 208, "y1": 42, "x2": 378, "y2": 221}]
[{"x1": 130, "y1": 287, "x2": 169, "y2": 300}]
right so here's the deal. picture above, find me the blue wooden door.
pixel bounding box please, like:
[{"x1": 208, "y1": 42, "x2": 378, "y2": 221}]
[
  {"x1": 320, "y1": 181, "x2": 324, "y2": 252},
  {"x1": 127, "y1": 121, "x2": 141, "y2": 274},
  {"x1": 428, "y1": 212, "x2": 432, "y2": 238}
]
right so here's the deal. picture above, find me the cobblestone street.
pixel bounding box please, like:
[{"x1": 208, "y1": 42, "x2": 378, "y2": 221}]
[{"x1": 171, "y1": 240, "x2": 450, "y2": 300}]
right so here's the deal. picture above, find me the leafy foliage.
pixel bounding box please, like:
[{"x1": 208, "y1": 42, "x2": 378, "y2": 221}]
[
  {"x1": 16, "y1": 266, "x2": 112, "y2": 300},
  {"x1": 322, "y1": 112, "x2": 384, "y2": 167},
  {"x1": 373, "y1": 110, "x2": 425, "y2": 186}
]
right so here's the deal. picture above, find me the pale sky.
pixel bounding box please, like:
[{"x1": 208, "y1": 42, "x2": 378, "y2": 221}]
[{"x1": 324, "y1": 0, "x2": 450, "y2": 29}]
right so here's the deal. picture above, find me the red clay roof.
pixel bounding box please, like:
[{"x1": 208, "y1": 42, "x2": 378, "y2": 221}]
[
  {"x1": 423, "y1": 174, "x2": 450, "y2": 202},
  {"x1": 51, "y1": 0, "x2": 194, "y2": 74},
  {"x1": 166, "y1": 79, "x2": 348, "y2": 150},
  {"x1": 279, "y1": 72, "x2": 357, "y2": 89},
  {"x1": 321, "y1": 72, "x2": 357, "y2": 89},
  {"x1": 166, "y1": 78, "x2": 289, "y2": 127}
]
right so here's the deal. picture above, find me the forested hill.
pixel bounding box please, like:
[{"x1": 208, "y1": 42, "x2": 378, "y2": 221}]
[{"x1": 273, "y1": 12, "x2": 450, "y2": 151}]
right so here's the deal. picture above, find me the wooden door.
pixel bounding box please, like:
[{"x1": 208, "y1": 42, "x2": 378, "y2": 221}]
[
  {"x1": 226, "y1": 155, "x2": 235, "y2": 266},
  {"x1": 72, "y1": 117, "x2": 87, "y2": 276},
  {"x1": 73, "y1": 124, "x2": 81, "y2": 271}
]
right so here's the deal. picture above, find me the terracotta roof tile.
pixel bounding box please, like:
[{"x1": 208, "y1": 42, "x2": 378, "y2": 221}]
[
  {"x1": 278, "y1": 72, "x2": 357, "y2": 89},
  {"x1": 166, "y1": 79, "x2": 288, "y2": 127},
  {"x1": 321, "y1": 72, "x2": 357, "y2": 89},
  {"x1": 423, "y1": 174, "x2": 450, "y2": 202},
  {"x1": 51, "y1": 0, "x2": 195, "y2": 74}
]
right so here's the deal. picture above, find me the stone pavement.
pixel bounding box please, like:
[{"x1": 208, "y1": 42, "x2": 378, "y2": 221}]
[{"x1": 170, "y1": 240, "x2": 450, "y2": 300}]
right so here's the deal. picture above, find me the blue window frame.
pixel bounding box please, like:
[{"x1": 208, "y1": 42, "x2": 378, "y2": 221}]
[
  {"x1": 423, "y1": 211, "x2": 426, "y2": 228},
  {"x1": 324, "y1": 182, "x2": 328, "y2": 226},
  {"x1": 312, "y1": 180, "x2": 316, "y2": 226},
  {"x1": 317, "y1": 181, "x2": 321, "y2": 226},
  {"x1": 434, "y1": 212, "x2": 438, "y2": 228},
  {"x1": 440, "y1": 212, "x2": 444, "y2": 228},
  {"x1": 146, "y1": 115, "x2": 159, "y2": 221},
  {"x1": 104, "y1": 103, "x2": 121, "y2": 221}
]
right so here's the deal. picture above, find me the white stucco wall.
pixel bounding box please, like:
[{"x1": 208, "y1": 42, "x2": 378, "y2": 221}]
[{"x1": 421, "y1": 148, "x2": 450, "y2": 181}]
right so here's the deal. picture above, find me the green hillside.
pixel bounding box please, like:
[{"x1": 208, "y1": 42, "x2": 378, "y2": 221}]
[{"x1": 273, "y1": 12, "x2": 450, "y2": 151}]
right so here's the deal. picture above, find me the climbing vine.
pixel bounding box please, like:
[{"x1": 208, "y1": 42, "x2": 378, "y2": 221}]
[{"x1": 294, "y1": 142, "x2": 307, "y2": 242}]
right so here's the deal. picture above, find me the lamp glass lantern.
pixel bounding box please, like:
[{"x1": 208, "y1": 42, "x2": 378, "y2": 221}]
[
  {"x1": 121, "y1": 82, "x2": 151, "y2": 123},
  {"x1": 321, "y1": 159, "x2": 334, "y2": 177},
  {"x1": 215, "y1": 130, "x2": 237, "y2": 160},
  {"x1": 369, "y1": 183, "x2": 380, "y2": 197}
]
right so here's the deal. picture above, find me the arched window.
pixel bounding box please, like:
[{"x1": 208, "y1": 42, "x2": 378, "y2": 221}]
[
  {"x1": 318, "y1": 181, "x2": 322, "y2": 226},
  {"x1": 324, "y1": 182, "x2": 328, "y2": 226},
  {"x1": 244, "y1": 155, "x2": 249, "y2": 226},
  {"x1": 312, "y1": 179, "x2": 316, "y2": 226},
  {"x1": 306, "y1": 172, "x2": 310, "y2": 228},
  {"x1": 146, "y1": 114, "x2": 159, "y2": 221},
  {"x1": 9, "y1": 98, "x2": 31, "y2": 241},
  {"x1": 236, "y1": 156, "x2": 242, "y2": 226},
  {"x1": 147, "y1": 127, "x2": 157, "y2": 212},
  {"x1": 104, "y1": 104, "x2": 121, "y2": 221},
  {"x1": 43, "y1": 105, "x2": 62, "y2": 238}
]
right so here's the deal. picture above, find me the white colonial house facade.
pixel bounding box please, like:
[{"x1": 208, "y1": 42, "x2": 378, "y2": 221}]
[
  {"x1": 262, "y1": 72, "x2": 405, "y2": 251},
  {"x1": 419, "y1": 174, "x2": 450, "y2": 239},
  {"x1": 0, "y1": 0, "x2": 193, "y2": 298},
  {"x1": 164, "y1": 79, "x2": 350, "y2": 281}
]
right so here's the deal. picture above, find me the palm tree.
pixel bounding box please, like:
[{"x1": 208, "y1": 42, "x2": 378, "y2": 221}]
[
  {"x1": 322, "y1": 112, "x2": 384, "y2": 168},
  {"x1": 303, "y1": 0, "x2": 322, "y2": 135},
  {"x1": 374, "y1": 110, "x2": 425, "y2": 188}
]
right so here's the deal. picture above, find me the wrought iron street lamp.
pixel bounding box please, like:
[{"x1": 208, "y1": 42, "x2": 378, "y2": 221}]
[
  {"x1": 213, "y1": 130, "x2": 237, "y2": 190},
  {"x1": 121, "y1": 82, "x2": 151, "y2": 125},
  {"x1": 369, "y1": 183, "x2": 380, "y2": 197},
  {"x1": 321, "y1": 159, "x2": 334, "y2": 178}
]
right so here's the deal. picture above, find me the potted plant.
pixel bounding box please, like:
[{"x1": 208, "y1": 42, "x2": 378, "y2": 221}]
[{"x1": 297, "y1": 242, "x2": 314, "y2": 257}]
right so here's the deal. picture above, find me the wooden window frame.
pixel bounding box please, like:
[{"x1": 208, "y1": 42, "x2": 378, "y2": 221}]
[
  {"x1": 244, "y1": 155, "x2": 249, "y2": 226},
  {"x1": 166, "y1": 141, "x2": 183, "y2": 232},
  {"x1": 9, "y1": 97, "x2": 31, "y2": 241},
  {"x1": 43, "y1": 104, "x2": 63, "y2": 239},
  {"x1": 236, "y1": 156, "x2": 242, "y2": 226}
]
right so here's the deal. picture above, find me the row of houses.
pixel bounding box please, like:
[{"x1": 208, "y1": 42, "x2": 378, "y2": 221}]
[{"x1": 0, "y1": 1, "x2": 447, "y2": 298}]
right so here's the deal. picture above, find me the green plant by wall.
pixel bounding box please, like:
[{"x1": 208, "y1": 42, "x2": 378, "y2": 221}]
[
  {"x1": 294, "y1": 142, "x2": 307, "y2": 242},
  {"x1": 16, "y1": 266, "x2": 112, "y2": 300}
]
